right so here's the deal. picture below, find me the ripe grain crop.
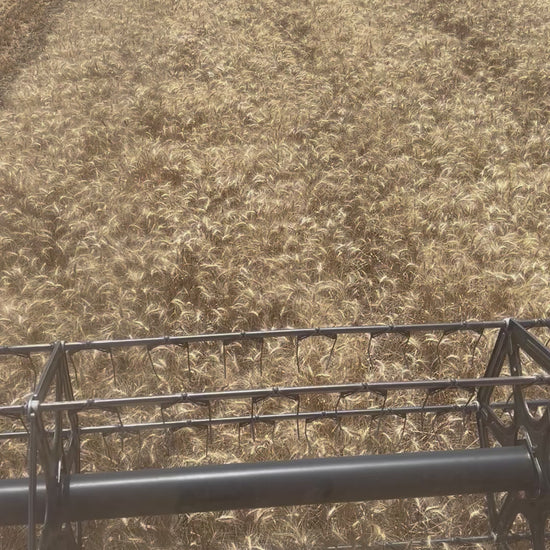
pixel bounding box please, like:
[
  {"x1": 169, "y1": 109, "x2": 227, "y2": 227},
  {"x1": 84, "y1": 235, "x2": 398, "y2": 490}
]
[{"x1": 0, "y1": 0, "x2": 550, "y2": 547}]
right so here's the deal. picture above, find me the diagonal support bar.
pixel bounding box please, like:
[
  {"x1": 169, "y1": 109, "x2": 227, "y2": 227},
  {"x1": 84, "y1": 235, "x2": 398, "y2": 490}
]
[{"x1": 509, "y1": 319, "x2": 550, "y2": 374}]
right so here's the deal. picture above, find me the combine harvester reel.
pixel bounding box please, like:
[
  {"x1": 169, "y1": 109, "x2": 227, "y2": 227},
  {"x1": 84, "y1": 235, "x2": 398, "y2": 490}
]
[{"x1": 1, "y1": 318, "x2": 550, "y2": 549}]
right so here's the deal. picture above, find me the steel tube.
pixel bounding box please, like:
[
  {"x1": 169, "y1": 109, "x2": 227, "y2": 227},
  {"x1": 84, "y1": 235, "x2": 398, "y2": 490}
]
[
  {"x1": 2, "y1": 375, "x2": 549, "y2": 419},
  {"x1": 0, "y1": 446, "x2": 536, "y2": 525},
  {"x1": 1, "y1": 319, "x2": 548, "y2": 356},
  {"x1": 2, "y1": 400, "x2": 549, "y2": 441}
]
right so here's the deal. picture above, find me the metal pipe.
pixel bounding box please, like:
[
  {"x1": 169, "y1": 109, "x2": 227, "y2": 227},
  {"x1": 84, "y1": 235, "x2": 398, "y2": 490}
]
[
  {"x1": 2, "y1": 375, "x2": 549, "y2": 418},
  {"x1": 0, "y1": 446, "x2": 536, "y2": 525},
  {"x1": 1, "y1": 319, "x2": 548, "y2": 356},
  {"x1": 2, "y1": 400, "x2": 549, "y2": 441}
]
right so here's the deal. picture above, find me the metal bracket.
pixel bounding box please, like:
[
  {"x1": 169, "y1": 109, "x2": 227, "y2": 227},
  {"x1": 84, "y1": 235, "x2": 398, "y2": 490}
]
[
  {"x1": 477, "y1": 320, "x2": 550, "y2": 549},
  {"x1": 26, "y1": 343, "x2": 81, "y2": 550}
]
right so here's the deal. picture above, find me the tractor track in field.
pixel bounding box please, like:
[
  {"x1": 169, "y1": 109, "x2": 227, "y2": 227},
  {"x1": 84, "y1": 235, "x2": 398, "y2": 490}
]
[{"x1": 0, "y1": 0, "x2": 64, "y2": 105}]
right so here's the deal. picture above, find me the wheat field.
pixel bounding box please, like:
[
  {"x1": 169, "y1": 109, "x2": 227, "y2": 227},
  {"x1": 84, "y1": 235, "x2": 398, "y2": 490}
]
[{"x1": 1, "y1": 0, "x2": 550, "y2": 548}]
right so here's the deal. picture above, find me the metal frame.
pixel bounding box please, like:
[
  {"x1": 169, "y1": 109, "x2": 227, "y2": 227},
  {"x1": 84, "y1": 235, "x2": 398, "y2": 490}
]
[
  {"x1": 0, "y1": 318, "x2": 549, "y2": 549},
  {"x1": 477, "y1": 320, "x2": 550, "y2": 549},
  {"x1": 24, "y1": 342, "x2": 81, "y2": 550}
]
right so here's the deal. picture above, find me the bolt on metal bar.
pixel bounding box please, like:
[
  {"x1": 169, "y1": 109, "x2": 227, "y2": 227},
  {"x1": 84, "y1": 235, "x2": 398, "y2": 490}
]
[{"x1": 0, "y1": 319, "x2": 549, "y2": 356}]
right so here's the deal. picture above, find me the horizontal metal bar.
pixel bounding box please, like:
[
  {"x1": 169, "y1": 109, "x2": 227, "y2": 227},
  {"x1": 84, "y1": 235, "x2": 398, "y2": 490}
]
[
  {"x1": 0, "y1": 446, "x2": 537, "y2": 525},
  {"x1": 1, "y1": 375, "x2": 548, "y2": 418},
  {"x1": 0, "y1": 319, "x2": 548, "y2": 356},
  {"x1": 1, "y1": 405, "x2": 465, "y2": 440},
  {"x1": 324, "y1": 535, "x2": 496, "y2": 548},
  {"x1": 324, "y1": 531, "x2": 543, "y2": 549},
  {"x1": 2, "y1": 400, "x2": 549, "y2": 441}
]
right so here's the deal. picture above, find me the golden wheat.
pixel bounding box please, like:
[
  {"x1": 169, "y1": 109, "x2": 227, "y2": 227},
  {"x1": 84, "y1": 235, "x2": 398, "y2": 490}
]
[{"x1": 1, "y1": 0, "x2": 550, "y2": 547}]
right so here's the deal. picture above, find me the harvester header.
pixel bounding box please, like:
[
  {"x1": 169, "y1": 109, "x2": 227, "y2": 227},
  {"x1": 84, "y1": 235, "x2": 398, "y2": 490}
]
[{"x1": 0, "y1": 318, "x2": 549, "y2": 549}]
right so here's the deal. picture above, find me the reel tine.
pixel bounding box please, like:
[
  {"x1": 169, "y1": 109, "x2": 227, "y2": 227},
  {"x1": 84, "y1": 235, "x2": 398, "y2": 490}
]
[
  {"x1": 222, "y1": 341, "x2": 227, "y2": 379},
  {"x1": 295, "y1": 334, "x2": 313, "y2": 374},
  {"x1": 198, "y1": 400, "x2": 214, "y2": 459},
  {"x1": 95, "y1": 346, "x2": 118, "y2": 386},
  {"x1": 366, "y1": 329, "x2": 385, "y2": 372},
  {"x1": 325, "y1": 334, "x2": 337, "y2": 370},
  {"x1": 278, "y1": 390, "x2": 302, "y2": 438},
  {"x1": 146, "y1": 346, "x2": 162, "y2": 383},
  {"x1": 66, "y1": 351, "x2": 79, "y2": 389},
  {"x1": 282, "y1": 392, "x2": 301, "y2": 439},
  {"x1": 115, "y1": 407, "x2": 125, "y2": 455},
  {"x1": 250, "y1": 397, "x2": 256, "y2": 441},
  {"x1": 335, "y1": 390, "x2": 356, "y2": 418},
  {"x1": 207, "y1": 400, "x2": 213, "y2": 449},
  {"x1": 271, "y1": 418, "x2": 277, "y2": 445},
  {"x1": 259, "y1": 338, "x2": 264, "y2": 377},
  {"x1": 367, "y1": 333, "x2": 375, "y2": 371},
  {"x1": 102, "y1": 431, "x2": 113, "y2": 465},
  {"x1": 109, "y1": 348, "x2": 117, "y2": 386},
  {"x1": 191, "y1": 399, "x2": 215, "y2": 457},
  {"x1": 24, "y1": 353, "x2": 38, "y2": 393},
  {"x1": 295, "y1": 336, "x2": 301, "y2": 374},
  {"x1": 371, "y1": 389, "x2": 389, "y2": 438},
  {"x1": 160, "y1": 405, "x2": 171, "y2": 455},
  {"x1": 295, "y1": 394, "x2": 300, "y2": 439},
  {"x1": 398, "y1": 411, "x2": 408, "y2": 443},
  {"x1": 19, "y1": 414, "x2": 29, "y2": 435},
  {"x1": 400, "y1": 331, "x2": 411, "y2": 369},
  {"x1": 470, "y1": 328, "x2": 485, "y2": 372},
  {"x1": 335, "y1": 393, "x2": 344, "y2": 416},
  {"x1": 137, "y1": 429, "x2": 143, "y2": 464},
  {"x1": 420, "y1": 389, "x2": 432, "y2": 431},
  {"x1": 431, "y1": 331, "x2": 446, "y2": 371},
  {"x1": 334, "y1": 410, "x2": 344, "y2": 446},
  {"x1": 462, "y1": 388, "x2": 477, "y2": 431},
  {"x1": 305, "y1": 418, "x2": 312, "y2": 451},
  {"x1": 175, "y1": 342, "x2": 191, "y2": 381},
  {"x1": 373, "y1": 387, "x2": 388, "y2": 410},
  {"x1": 378, "y1": 390, "x2": 388, "y2": 436}
]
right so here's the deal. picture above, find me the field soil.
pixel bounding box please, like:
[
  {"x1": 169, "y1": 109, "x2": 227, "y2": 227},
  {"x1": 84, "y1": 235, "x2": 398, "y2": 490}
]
[{"x1": 1, "y1": 0, "x2": 549, "y2": 548}]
